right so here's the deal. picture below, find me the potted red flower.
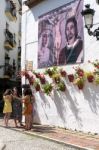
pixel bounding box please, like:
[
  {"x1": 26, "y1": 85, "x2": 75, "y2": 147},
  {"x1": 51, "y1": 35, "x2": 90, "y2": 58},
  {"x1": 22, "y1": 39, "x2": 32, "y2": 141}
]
[
  {"x1": 86, "y1": 72, "x2": 94, "y2": 83},
  {"x1": 28, "y1": 76, "x2": 35, "y2": 85},
  {"x1": 34, "y1": 81, "x2": 40, "y2": 92},
  {"x1": 74, "y1": 77, "x2": 85, "y2": 90},
  {"x1": 45, "y1": 68, "x2": 53, "y2": 77},
  {"x1": 60, "y1": 69, "x2": 67, "y2": 77},
  {"x1": 74, "y1": 67, "x2": 84, "y2": 77},
  {"x1": 52, "y1": 73, "x2": 60, "y2": 84},
  {"x1": 68, "y1": 74, "x2": 74, "y2": 82},
  {"x1": 39, "y1": 74, "x2": 46, "y2": 84}
]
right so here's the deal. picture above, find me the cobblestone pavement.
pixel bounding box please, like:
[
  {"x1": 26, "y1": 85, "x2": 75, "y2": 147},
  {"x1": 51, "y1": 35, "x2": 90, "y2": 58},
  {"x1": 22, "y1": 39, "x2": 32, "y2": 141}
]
[
  {"x1": 0, "y1": 118, "x2": 99, "y2": 150},
  {"x1": 0, "y1": 126, "x2": 83, "y2": 150}
]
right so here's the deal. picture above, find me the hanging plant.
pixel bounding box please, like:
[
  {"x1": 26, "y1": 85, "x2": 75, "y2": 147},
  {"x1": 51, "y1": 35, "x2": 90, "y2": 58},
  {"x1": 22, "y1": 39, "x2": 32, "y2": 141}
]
[
  {"x1": 52, "y1": 73, "x2": 60, "y2": 84},
  {"x1": 45, "y1": 66, "x2": 58, "y2": 78},
  {"x1": 21, "y1": 70, "x2": 30, "y2": 79},
  {"x1": 33, "y1": 72, "x2": 41, "y2": 78},
  {"x1": 60, "y1": 69, "x2": 67, "y2": 77},
  {"x1": 68, "y1": 74, "x2": 74, "y2": 82},
  {"x1": 74, "y1": 77, "x2": 85, "y2": 90},
  {"x1": 45, "y1": 68, "x2": 53, "y2": 77},
  {"x1": 86, "y1": 72, "x2": 94, "y2": 83},
  {"x1": 57, "y1": 81, "x2": 66, "y2": 92},
  {"x1": 38, "y1": 74, "x2": 46, "y2": 84},
  {"x1": 74, "y1": 66, "x2": 84, "y2": 77},
  {"x1": 28, "y1": 76, "x2": 35, "y2": 85},
  {"x1": 34, "y1": 81, "x2": 41, "y2": 92},
  {"x1": 92, "y1": 59, "x2": 99, "y2": 69},
  {"x1": 42, "y1": 83, "x2": 53, "y2": 95},
  {"x1": 40, "y1": 76, "x2": 46, "y2": 84},
  {"x1": 94, "y1": 75, "x2": 99, "y2": 85}
]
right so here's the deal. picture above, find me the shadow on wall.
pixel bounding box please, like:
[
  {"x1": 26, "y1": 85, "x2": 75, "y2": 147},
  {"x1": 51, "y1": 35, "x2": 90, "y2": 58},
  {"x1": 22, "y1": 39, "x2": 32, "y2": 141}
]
[
  {"x1": 33, "y1": 101, "x2": 41, "y2": 124},
  {"x1": 33, "y1": 81, "x2": 99, "y2": 130},
  {"x1": 53, "y1": 88, "x2": 82, "y2": 128},
  {"x1": 83, "y1": 82, "x2": 99, "y2": 114}
]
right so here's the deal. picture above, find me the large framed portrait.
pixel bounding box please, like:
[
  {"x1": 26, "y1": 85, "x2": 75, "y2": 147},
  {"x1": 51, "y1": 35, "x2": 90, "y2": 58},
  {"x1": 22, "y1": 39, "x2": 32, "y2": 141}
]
[{"x1": 38, "y1": 0, "x2": 84, "y2": 68}]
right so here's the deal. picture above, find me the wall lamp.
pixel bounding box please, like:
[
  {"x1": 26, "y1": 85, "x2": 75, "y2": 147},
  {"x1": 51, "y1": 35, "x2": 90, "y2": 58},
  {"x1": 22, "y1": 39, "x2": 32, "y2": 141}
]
[{"x1": 81, "y1": 1, "x2": 99, "y2": 40}]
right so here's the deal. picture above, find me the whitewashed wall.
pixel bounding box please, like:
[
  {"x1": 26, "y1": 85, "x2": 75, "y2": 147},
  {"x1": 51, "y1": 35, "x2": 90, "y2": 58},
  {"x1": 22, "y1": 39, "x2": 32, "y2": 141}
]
[{"x1": 22, "y1": 0, "x2": 99, "y2": 133}]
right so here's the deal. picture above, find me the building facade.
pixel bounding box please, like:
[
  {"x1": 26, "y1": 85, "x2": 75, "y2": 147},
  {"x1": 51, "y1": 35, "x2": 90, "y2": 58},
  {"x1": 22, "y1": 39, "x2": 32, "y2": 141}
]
[
  {"x1": 0, "y1": 0, "x2": 21, "y2": 95},
  {"x1": 22, "y1": 0, "x2": 99, "y2": 133}
]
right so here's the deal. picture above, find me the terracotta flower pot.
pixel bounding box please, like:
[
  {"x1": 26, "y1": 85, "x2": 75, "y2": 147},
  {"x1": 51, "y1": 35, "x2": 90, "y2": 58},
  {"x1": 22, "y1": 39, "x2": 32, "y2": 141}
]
[
  {"x1": 54, "y1": 77, "x2": 60, "y2": 83},
  {"x1": 40, "y1": 77, "x2": 46, "y2": 84},
  {"x1": 87, "y1": 75, "x2": 94, "y2": 82},
  {"x1": 68, "y1": 74, "x2": 74, "y2": 82},
  {"x1": 35, "y1": 84, "x2": 40, "y2": 91},
  {"x1": 35, "y1": 73, "x2": 41, "y2": 78},
  {"x1": 60, "y1": 70, "x2": 67, "y2": 77},
  {"x1": 47, "y1": 69, "x2": 53, "y2": 77},
  {"x1": 29, "y1": 76, "x2": 34, "y2": 85},
  {"x1": 77, "y1": 84, "x2": 84, "y2": 90}
]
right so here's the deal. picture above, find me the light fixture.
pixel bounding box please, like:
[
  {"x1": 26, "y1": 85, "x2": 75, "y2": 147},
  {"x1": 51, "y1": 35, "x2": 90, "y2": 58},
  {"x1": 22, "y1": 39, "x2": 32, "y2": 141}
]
[{"x1": 81, "y1": 2, "x2": 99, "y2": 40}]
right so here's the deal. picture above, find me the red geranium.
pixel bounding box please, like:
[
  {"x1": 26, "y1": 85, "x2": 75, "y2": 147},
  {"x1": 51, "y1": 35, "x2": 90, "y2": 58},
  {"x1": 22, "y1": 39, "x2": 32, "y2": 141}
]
[
  {"x1": 68, "y1": 74, "x2": 74, "y2": 82},
  {"x1": 60, "y1": 69, "x2": 67, "y2": 77}
]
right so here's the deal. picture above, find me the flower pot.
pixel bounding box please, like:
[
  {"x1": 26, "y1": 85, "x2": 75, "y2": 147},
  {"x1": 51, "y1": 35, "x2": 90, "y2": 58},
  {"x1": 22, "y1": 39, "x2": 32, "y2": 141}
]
[
  {"x1": 87, "y1": 76, "x2": 94, "y2": 82},
  {"x1": 29, "y1": 76, "x2": 34, "y2": 85},
  {"x1": 68, "y1": 74, "x2": 74, "y2": 82},
  {"x1": 59, "y1": 86, "x2": 66, "y2": 92},
  {"x1": 47, "y1": 69, "x2": 53, "y2": 77},
  {"x1": 60, "y1": 70, "x2": 67, "y2": 77},
  {"x1": 40, "y1": 78, "x2": 46, "y2": 84},
  {"x1": 54, "y1": 77, "x2": 60, "y2": 83},
  {"x1": 35, "y1": 84, "x2": 40, "y2": 91},
  {"x1": 77, "y1": 84, "x2": 84, "y2": 90},
  {"x1": 35, "y1": 73, "x2": 41, "y2": 78}
]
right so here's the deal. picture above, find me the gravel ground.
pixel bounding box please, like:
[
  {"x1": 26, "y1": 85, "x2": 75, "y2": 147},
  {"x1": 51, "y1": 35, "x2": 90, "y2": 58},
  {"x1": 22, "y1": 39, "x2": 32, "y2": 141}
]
[{"x1": 0, "y1": 126, "x2": 83, "y2": 150}]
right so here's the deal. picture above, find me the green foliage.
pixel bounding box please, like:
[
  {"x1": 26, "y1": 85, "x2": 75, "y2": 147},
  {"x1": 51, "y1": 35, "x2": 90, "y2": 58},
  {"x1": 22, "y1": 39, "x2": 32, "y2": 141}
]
[
  {"x1": 42, "y1": 83, "x2": 53, "y2": 95},
  {"x1": 57, "y1": 81, "x2": 66, "y2": 92}
]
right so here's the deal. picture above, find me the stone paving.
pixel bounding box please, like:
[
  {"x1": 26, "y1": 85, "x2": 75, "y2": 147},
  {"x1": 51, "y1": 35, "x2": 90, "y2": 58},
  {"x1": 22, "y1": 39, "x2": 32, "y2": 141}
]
[
  {"x1": 0, "y1": 126, "x2": 81, "y2": 150},
  {"x1": 0, "y1": 118, "x2": 99, "y2": 150}
]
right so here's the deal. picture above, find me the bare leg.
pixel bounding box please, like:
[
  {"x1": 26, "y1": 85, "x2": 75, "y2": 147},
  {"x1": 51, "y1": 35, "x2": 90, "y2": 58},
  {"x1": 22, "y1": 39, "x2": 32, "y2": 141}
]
[
  {"x1": 14, "y1": 119, "x2": 18, "y2": 127},
  {"x1": 4, "y1": 113, "x2": 7, "y2": 127},
  {"x1": 6, "y1": 113, "x2": 11, "y2": 127}
]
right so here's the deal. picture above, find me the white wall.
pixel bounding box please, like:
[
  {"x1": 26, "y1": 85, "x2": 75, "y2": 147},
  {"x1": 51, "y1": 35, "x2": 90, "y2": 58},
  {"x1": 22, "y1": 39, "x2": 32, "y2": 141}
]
[{"x1": 22, "y1": 0, "x2": 99, "y2": 133}]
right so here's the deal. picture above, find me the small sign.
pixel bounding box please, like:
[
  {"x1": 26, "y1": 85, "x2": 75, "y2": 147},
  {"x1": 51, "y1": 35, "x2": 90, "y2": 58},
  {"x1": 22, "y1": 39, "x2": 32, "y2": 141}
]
[{"x1": 26, "y1": 61, "x2": 33, "y2": 71}]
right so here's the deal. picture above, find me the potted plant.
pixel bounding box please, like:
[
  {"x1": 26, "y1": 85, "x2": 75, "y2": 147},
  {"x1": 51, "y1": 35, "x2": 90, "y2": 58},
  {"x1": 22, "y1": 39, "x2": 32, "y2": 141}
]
[
  {"x1": 92, "y1": 59, "x2": 99, "y2": 69},
  {"x1": 86, "y1": 72, "x2": 94, "y2": 83},
  {"x1": 74, "y1": 77, "x2": 85, "y2": 90},
  {"x1": 57, "y1": 81, "x2": 66, "y2": 92},
  {"x1": 45, "y1": 68, "x2": 53, "y2": 77},
  {"x1": 60, "y1": 69, "x2": 67, "y2": 77},
  {"x1": 28, "y1": 76, "x2": 35, "y2": 85},
  {"x1": 74, "y1": 66, "x2": 84, "y2": 77},
  {"x1": 39, "y1": 74, "x2": 46, "y2": 84},
  {"x1": 94, "y1": 75, "x2": 99, "y2": 85},
  {"x1": 45, "y1": 66, "x2": 58, "y2": 78},
  {"x1": 52, "y1": 73, "x2": 60, "y2": 84},
  {"x1": 68, "y1": 74, "x2": 74, "y2": 82},
  {"x1": 34, "y1": 81, "x2": 41, "y2": 92},
  {"x1": 42, "y1": 83, "x2": 53, "y2": 95},
  {"x1": 34, "y1": 72, "x2": 41, "y2": 78}
]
